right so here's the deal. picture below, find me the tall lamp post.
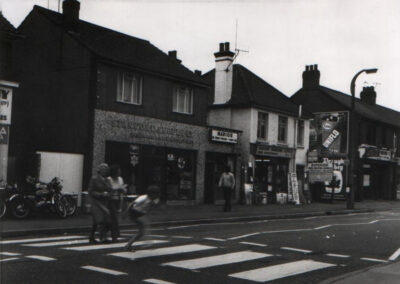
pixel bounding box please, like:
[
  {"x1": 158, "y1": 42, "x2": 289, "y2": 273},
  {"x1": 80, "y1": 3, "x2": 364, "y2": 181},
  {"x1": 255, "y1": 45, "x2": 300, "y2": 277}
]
[{"x1": 347, "y1": 68, "x2": 378, "y2": 209}]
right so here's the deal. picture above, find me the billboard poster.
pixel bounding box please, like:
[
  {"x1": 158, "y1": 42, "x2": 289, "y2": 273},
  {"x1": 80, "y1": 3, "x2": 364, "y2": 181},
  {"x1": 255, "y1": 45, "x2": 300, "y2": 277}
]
[
  {"x1": 309, "y1": 111, "x2": 349, "y2": 157},
  {"x1": 0, "y1": 87, "x2": 12, "y2": 125},
  {"x1": 320, "y1": 158, "x2": 347, "y2": 200}
]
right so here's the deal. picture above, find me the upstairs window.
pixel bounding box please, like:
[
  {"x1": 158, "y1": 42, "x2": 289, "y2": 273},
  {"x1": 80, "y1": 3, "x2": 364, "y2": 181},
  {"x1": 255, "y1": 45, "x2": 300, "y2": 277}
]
[
  {"x1": 117, "y1": 73, "x2": 142, "y2": 105},
  {"x1": 297, "y1": 119, "x2": 305, "y2": 147},
  {"x1": 257, "y1": 112, "x2": 268, "y2": 140},
  {"x1": 173, "y1": 86, "x2": 193, "y2": 114},
  {"x1": 278, "y1": 116, "x2": 288, "y2": 144}
]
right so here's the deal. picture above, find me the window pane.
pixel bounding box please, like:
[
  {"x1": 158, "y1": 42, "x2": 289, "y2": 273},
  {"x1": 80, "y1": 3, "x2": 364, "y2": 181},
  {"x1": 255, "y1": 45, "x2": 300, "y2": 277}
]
[
  {"x1": 297, "y1": 120, "x2": 304, "y2": 146},
  {"x1": 257, "y1": 112, "x2": 268, "y2": 139},
  {"x1": 116, "y1": 73, "x2": 142, "y2": 104},
  {"x1": 278, "y1": 116, "x2": 288, "y2": 143},
  {"x1": 173, "y1": 86, "x2": 193, "y2": 114}
]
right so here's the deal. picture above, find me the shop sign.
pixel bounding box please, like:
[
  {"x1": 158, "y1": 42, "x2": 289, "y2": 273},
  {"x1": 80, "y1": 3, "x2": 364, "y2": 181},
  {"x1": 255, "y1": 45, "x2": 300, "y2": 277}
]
[
  {"x1": 310, "y1": 112, "x2": 349, "y2": 156},
  {"x1": 308, "y1": 163, "x2": 333, "y2": 183},
  {"x1": 0, "y1": 125, "x2": 9, "y2": 144},
  {"x1": 210, "y1": 129, "x2": 238, "y2": 144},
  {"x1": 254, "y1": 144, "x2": 294, "y2": 158},
  {"x1": 360, "y1": 145, "x2": 392, "y2": 161},
  {"x1": 0, "y1": 87, "x2": 12, "y2": 125}
]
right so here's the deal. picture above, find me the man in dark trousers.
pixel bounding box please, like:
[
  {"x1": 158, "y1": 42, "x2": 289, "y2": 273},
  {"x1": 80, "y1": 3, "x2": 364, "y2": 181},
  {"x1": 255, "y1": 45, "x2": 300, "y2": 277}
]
[{"x1": 218, "y1": 165, "x2": 235, "y2": 212}]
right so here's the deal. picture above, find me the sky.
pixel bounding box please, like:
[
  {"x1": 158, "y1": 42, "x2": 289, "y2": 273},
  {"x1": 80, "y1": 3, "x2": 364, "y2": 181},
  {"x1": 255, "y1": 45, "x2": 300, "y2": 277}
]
[{"x1": 2, "y1": 0, "x2": 400, "y2": 111}]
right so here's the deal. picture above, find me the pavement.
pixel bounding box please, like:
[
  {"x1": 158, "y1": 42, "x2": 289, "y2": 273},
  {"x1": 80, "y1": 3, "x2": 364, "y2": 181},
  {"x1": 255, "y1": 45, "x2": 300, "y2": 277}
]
[{"x1": 2, "y1": 199, "x2": 400, "y2": 283}]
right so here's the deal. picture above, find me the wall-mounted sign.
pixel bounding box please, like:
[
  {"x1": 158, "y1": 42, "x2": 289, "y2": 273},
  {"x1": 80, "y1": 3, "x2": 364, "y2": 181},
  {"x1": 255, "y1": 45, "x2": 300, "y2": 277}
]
[
  {"x1": 308, "y1": 163, "x2": 333, "y2": 183},
  {"x1": 252, "y1": 144, "x2": 294, "y2": 158},
  {"x1": 359, "y1": 145, "x2": 392, "y2": 161},
  {"x1": 210, "y1": 129, "x2": 238, "y2": 144},
  {"x1": 0, "y1": 87, "x2": 12, "y2": 125},
  {"x1": 0, "y1": 125, "x2": 9, "y2": 144}
]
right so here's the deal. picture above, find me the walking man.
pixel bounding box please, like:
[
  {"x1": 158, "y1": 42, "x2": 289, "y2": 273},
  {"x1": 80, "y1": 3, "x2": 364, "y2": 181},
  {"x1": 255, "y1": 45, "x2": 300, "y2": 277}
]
[{"x1": 218, "y1": 165, "x2": 235, "y2": 212}]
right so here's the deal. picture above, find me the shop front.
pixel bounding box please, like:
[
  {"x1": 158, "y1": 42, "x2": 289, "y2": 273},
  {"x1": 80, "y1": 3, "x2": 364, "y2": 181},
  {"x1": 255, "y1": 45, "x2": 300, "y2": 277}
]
[{"x1": 250, "y1": 144, "x2": 295, "y2": 204}]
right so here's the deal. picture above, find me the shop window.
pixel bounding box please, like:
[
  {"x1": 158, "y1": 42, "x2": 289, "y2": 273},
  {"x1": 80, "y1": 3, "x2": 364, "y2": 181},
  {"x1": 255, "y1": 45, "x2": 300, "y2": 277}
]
[
  {"x1": 173, "y1": 86, "x2": 193, "y2": 114},
  {"x1": 257, "y1": 112, "x2": 268, "y2": 140},
  {"x1": 116, "y1": 72, "x2": 142, "y2": 105},
  {"x1": 278, "y1": 116, "x2": 288, "y2": 144},
  {"x1": 297, "y1": 120, "x2": 304, "y2": 147}
]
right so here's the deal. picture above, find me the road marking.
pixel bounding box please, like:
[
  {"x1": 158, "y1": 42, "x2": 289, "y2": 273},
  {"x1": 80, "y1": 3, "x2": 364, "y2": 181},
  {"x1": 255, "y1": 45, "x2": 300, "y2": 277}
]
[
  {"x1": 0, "y1": 252, "x2": 21, "y2": 256},
  {"x1": 240, "y1": 241, "x2": 267, "y2": 247},
  {"x1": 0, "y1": 235, "x2": 86, "y2": 245},
  {"x1": 230, "y1": 259, "x2": 335, "y2": 282},
  {"x1": 171, "y1": 236, "x2": 192, "y2": 239},
  {"x1": 0, "y1": 257, "x2": 19, "y2": 262},
  {"x1": 369, "y1": 220, "x2": 379, "y2": 224},
  {"x1": 26, "y1": 255, "x2": 56, "y2": 261},
  {"x1": 262, "y1": 229, "x2": 313, "y2": 234},
  {"x1": 64, "y1": 240, "x2": 168, "y2": 251},
  {"x1": 304, "y1": 216, "x2": 317, "y2": 220},
  {"x1": 147, "y1": 235, "x2": 168, "y2": 238},
  {"x1": 204, "y1": 237, "x2": 226, "y2": 242},
  {"x1": 24, "y1": 239, "x2": 89, "y2": 247},
  {"x1": 167, "y1": 224, "x2": 201, "y2": 230},
  {"x1": 389, "y1": 248, "x2": 400, "y2": 261},
  {"x1": 81, "y1": 265, "x2": 127, "y2": 276},
  {"x1": 314, "y1": 225, "x2": 331, "y2": 230},
  {"x1": 109, "y1": 244, "x2": 216, "y2": 260},
  {"x1": 143, "y1": 279, "x2": 176, "y2": 284},
  {"x1": 326, "y1": 253, "x2": 350, "y2": 258},
  {"x1": 163, "y1": 251, "x2": 272, "y2": 270},
  {"x1": 247, "y1": 220, "x2": 268, "y2": 224},
  {"x1": 228, "y1": 232, "x2": 260, "y2": 240},
  {"x1": 361, "y1": 257, "x2": 388, "y2": 263},
  {"x1": 281, "y1": 247, "x2": 312, "y2": 254}
]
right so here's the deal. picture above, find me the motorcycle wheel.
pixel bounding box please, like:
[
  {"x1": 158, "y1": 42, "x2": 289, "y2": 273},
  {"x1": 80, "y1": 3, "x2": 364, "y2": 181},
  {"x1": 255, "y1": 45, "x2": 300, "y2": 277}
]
[
  {"x1": 10, "y1": 197, "x2": 30, "y2": 219},
  {"x1": 63, "y1": 196, "x2": 77, "y2": 216},
  {"x1": 54, "y1": 198, "x2": 67, "y2": 218},
  {"x1": 0, "y1": 200, "x2": 6, "y2": 219}
]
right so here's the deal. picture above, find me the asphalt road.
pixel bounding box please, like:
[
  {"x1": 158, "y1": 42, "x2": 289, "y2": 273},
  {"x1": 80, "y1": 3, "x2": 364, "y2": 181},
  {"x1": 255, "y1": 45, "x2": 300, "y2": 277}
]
[{"x1": 1, "y1": 210, "x2": 400, "y2": 283}]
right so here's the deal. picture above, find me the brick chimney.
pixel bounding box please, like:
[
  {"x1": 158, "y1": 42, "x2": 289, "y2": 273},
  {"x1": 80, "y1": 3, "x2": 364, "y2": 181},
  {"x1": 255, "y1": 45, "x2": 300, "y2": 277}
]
[
  {"x1": 302, "y1": 64, "x2": 320, "y2": 89},
  {"x1": 62, "y1": 0, "x2": 80, "y2": 30},
  {"x1": 360, "y1": 86, "x2": 376, "y2": 105},
  {"x1": 213, "y1": 42, "x2": 235, "y2": 104},
  {"x1": 168, "y1": 50, "x2": 182, "y2": 64}
]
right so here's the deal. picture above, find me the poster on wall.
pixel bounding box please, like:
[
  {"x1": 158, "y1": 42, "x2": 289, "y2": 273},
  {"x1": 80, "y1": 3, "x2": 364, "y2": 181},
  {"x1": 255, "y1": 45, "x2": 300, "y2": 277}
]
[
  {"x1": 320, "y1": 158, "x2": 347, "y2": 200},
  {"x1": 309, "y1": 112, "x2": 349, "y2": 156},
  {"x1": 0, "y1": 87, "x2": 12, "y2": 125}
]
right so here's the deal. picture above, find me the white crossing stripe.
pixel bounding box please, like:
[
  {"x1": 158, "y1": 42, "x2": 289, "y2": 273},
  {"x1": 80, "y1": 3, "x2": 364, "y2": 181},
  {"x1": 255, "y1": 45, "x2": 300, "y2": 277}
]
[
  {"x1": 361, "y1": 257, "x2": 388, "y2": 263},
  {"x1": 26, "y1": 255, "x2": 56, "y2": 261},
  {"x1": 240, "y1": 241, "x2": 267, "y2": 247},
  {"x1": 229, "y1": 259, "x2": 335, "y2": 282},
  {"x1": 204, "y1": 237, "x2": 226, "y2": 242},
  {"x1": 0, "y1": 257, "x2": 19, "y2": 262},
  {"x1": 171, "y1": 236, "x2": 192, "y2": 239},
  {"x1": 228, "y1": 232, "x2": 260, "y2": 240},
  {"x1": 24, "y1": 239, "x2": 89, "y2": 247},
  {"x1": 147, "y1": 235, "x2": 168, "y2": 238},
  {"x1": 0, "y1": 235, "x2": 86, "y2": 245},
  {"x1": 0, "y1": 252, "x2": 21, "y2": 256},
  {"x1": 281, "y1": 247, "x2": 312, "y2": 254},
  {"x1": 81, "y1": 265, "x2": 127, "y2": 276},
  {"x1": 163, "y1": 251, "x2": 272, "y2": 270},
  {"x1": 64, "y1": 240, "x2": 168, "y2": 251},
  {"x1": 314, "y1": 225, "x2": 331, "y2": 230},
  {"x1": 326, "y1": 253, "x2": 350, "y2": 258},
  {"x1": 389, "y1": 248, "x2": 400, "y2": 261},
  {"x1": 143, "y1": 279, "x2": 176, "y2": 284},
  {"x1": 109, "y1": 244, "x2": 216, "y2": 260}
]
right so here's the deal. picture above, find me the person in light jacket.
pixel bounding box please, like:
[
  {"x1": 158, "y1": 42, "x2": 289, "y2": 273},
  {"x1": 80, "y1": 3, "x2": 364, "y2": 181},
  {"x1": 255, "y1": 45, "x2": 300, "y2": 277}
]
[{"x1": 218, "y1": 165, "x2": 235, "y2": 212}]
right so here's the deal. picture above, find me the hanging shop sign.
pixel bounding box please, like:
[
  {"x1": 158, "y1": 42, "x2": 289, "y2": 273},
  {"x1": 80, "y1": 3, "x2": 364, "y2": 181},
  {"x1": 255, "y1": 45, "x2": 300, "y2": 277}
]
[
  {"x1": 210, "y1": 129, "x2": 238, "y2": 144},
  {"x1": 251, "y1": 144, "x2": 295, "y2": 158},
  {"x1": 359, "y1": 145, "x2": 393, "y2": 161},
  {"x1": 0, "y1": 87, "x2": 12, "y2": 125},
  {"x1": 309, "y1": 112, "x2": 349, "y2": 157}
]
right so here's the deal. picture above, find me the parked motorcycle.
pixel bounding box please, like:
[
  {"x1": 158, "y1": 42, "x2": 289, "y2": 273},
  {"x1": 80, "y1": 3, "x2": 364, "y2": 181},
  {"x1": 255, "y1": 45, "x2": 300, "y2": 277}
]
[
  {"x1": 9, "y1": 176, "x2": 73, "y2": 219},
  {"x1": 0, "y1": 180, "x2": 19, "y2": 219}
]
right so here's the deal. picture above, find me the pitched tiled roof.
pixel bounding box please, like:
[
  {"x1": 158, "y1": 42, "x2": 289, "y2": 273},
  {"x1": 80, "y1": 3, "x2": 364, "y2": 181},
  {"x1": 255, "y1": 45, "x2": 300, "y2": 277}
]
[
  {"x1": 0, "y1": 12, "x2": 16, "y2": 33},
  {"x1": 293, "y1": 85, "x2": 400, "y2": 128},
  {"x1": 32, "y1": 6, "x2": 206, "y2": 85},
  {"x1": 203, "y1": 64, "x2": 310, "y2": 117}
]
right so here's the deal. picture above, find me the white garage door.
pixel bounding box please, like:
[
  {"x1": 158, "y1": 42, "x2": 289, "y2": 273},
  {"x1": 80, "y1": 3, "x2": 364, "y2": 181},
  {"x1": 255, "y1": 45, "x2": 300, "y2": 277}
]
[{"x1": 37, "y1": 151, "x2": 84, "y2": 206}]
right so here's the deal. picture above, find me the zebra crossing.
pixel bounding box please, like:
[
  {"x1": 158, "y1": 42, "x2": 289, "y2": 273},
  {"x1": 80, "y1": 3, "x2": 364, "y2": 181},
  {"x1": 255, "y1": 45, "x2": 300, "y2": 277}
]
[{"x1": 0, "y1": 233, "x2": 359, "y2": 283}]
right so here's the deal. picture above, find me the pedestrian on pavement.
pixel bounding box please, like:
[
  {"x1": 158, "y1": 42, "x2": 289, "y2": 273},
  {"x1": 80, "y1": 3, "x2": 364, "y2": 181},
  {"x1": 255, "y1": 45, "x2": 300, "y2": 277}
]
[
  {"x1": 124, "y1": 184, "x2": 160, "y2": 251},
  {"x1": 108, "y1": 164, "x2": 127, "y2": 242},
  {"x1": 88, "y1": 163, "x2": 112, "y2": 244},
  {"x1": 218, "y1": 165, "x2": 235, "y2": 212}
]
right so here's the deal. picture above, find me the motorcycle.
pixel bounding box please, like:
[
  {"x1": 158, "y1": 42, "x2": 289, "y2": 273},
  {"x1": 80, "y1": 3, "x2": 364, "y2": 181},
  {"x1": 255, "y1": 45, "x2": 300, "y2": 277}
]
[
  {"x1": 9, "y1": 176, "x2": 73, "y2": 219},
  {"x1": 0, "y1": 180, "x2": 19, "y2": 219}
]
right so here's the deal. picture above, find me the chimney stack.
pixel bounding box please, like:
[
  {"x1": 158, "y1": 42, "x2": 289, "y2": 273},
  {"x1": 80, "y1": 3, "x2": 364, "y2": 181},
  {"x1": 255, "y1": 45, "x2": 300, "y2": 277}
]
[
  {"x1": 194, "y1": 70, "x2": 202, "y2": 76},
  {"x1": 302, "y1": 64, "x2": 320, "y2": 89},
  {"x1": 213, "y1": 42, "x2": 235, "y2": 104},
  {"x1": 360, "y1": 86, "x2": 376, "y2": 105},
  {"x1": 62, "y1": 0, "x2": 80, "y2": 30},
  {"x1": 168, "y1": 50, "x2": 182, "y2": 64}
]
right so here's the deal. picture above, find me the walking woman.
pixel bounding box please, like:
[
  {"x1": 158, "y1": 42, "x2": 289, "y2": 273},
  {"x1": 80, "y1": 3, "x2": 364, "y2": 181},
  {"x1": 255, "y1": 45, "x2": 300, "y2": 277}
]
[
  {"x1": 218, "y1": 165, "x2": 235, "y2": 212},
  {"x1": 88, "y1": 163, "x2": 112, "y2": 243},
  {"x1": 108, "y1": 164, "x2": 127, "y2": 242}
]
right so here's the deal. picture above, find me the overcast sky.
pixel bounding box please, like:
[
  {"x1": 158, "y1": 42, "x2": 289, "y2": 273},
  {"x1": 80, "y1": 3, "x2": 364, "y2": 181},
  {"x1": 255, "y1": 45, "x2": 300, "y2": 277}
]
[{"x1": 2, "y1": 0, "x2": 400, "y2": 111}]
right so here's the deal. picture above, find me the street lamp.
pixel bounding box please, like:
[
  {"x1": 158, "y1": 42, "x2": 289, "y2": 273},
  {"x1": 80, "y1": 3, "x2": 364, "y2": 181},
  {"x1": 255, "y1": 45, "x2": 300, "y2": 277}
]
[{"x1": 347, "y1": 68, "x2": 378, "y2": 209}]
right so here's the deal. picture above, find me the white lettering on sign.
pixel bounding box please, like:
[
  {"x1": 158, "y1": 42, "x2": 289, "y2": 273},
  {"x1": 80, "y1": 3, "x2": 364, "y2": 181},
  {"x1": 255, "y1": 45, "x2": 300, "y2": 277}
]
[
  {"x1": 0, "y1": 87, "x2": 12, "y2": 125},
  {"x1": 322, "y1": 130, "x2": 339, "y2": 148}
]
